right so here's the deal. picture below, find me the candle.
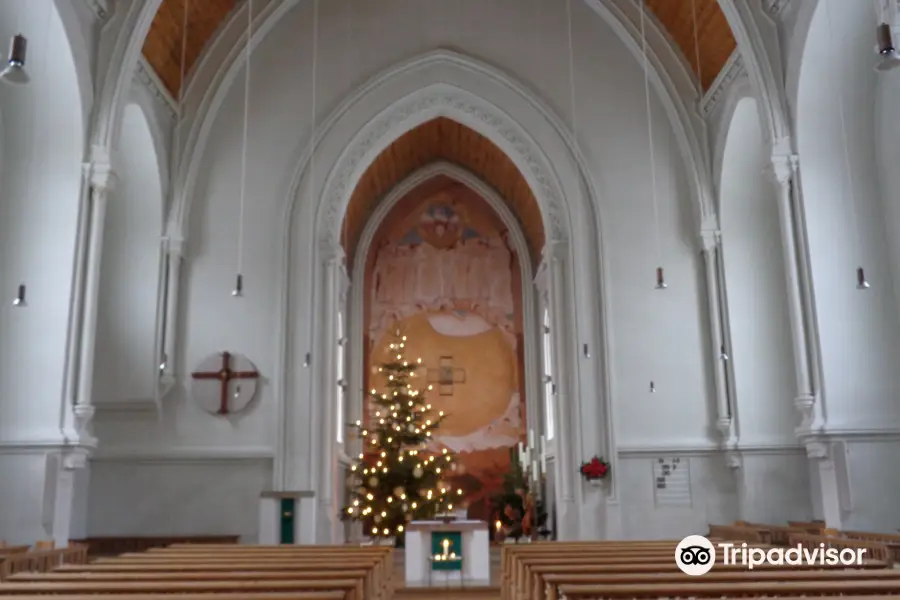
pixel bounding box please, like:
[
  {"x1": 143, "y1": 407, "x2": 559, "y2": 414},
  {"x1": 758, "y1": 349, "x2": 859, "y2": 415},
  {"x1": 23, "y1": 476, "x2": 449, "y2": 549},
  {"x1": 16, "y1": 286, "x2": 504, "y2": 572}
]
[
  {"x1": 528, "y1": 429, "x2": 535, "y2": 448},
  {"x1": 495, "y1": 520, "x2": 502, "y2": 532},
  {"x1": 518, "y1": 442, "x2": 524, "y2": 465}
]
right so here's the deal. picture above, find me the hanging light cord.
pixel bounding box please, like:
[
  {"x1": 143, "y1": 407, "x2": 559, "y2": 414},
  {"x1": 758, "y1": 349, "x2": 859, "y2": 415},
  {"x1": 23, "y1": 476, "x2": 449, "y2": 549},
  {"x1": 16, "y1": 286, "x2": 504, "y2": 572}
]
[
  {"x1": 823, "y1": 0, "x2": 863, "y2": 270},
  {"x1": 565, "y1": 0, "x2": 578, "y2": 138},
  {"x1": 309, "y1": 0, "x2": 319, "y2": 219},
  {"x1": 22, "y1": 2, "x2": 53, "y2": 264},
  {"x1": 236, "y1": 0, "x2": 253, "y2": 279},
  {"x1": 640, "y1": 1, "x2": 661, "y2": 262},
  {"x1": 690, "y1": 0, "x2": 703, "y2": 96}
]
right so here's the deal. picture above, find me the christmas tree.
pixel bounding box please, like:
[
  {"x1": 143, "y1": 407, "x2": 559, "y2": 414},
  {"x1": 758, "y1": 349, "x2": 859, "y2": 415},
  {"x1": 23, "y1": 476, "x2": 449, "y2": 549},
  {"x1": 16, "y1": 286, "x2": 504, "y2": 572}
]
[{"x1": 342, "y1": 329, "x2": 464, "y2": 541}]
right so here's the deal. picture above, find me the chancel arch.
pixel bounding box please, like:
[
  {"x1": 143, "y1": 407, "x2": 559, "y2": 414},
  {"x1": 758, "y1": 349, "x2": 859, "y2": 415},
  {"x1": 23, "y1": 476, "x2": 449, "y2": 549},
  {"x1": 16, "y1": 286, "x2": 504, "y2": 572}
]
[
  {"x1": 281, "y1": 53, "x2": 611, "y2": 543},
  {"x1": 346, "y1": 156, "x2": 542, "y2": 524}
]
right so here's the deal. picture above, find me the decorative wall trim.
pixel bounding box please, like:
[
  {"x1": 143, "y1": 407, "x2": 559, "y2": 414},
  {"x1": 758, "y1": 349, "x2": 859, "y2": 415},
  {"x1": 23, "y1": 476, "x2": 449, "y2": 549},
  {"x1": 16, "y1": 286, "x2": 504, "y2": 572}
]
[
  {"x1": 0, "y1": 439, "x2": 93, "y2": 453},
  {"x1": 617, "y1": 443, "x2": 804, "y2": 458},
  {"x1": 90, "y1": 446, "x2": 276, "y2": 463},
  {"x1": 135, "y1": 58, "x2": 177, "y2": 120},
  {"x1": 93, "y1": 399, "x2": 159, "y2": 415},
  {"x1": 764, "y1": 0, "x2": 791, "y2": 18},
  {"x1": 702, "y1": 51, "x2": 745, "y2": 117}
]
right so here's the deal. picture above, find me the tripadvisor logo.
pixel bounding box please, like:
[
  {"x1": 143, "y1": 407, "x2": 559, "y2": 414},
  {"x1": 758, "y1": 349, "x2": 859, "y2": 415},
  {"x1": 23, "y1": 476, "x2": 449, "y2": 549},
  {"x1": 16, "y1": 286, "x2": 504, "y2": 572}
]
[{"x1": 675, "y1": 535, "x2": 867, "y2": 576}]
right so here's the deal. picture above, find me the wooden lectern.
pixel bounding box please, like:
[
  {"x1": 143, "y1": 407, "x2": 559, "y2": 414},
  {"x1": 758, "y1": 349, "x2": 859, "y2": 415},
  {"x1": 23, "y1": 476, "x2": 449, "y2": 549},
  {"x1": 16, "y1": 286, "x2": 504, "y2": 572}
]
[{"x1": 258, "y1": 490, "x2": 314, "y2": 544}]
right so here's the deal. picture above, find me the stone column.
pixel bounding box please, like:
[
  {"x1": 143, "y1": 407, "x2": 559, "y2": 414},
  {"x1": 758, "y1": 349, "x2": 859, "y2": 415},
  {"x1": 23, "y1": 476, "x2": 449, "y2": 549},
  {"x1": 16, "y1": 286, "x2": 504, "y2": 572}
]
[
  {"x1": 159, "y1": 235, "x2": 184, "y2": 392},
  {"x1": 538, "y1": 241, "x2": 578, "y2": 540},
  {"x1": 75, "y1": 157, "x2": 117, "y2": 442},
  {"x1": 700, "y1": 231, "x2": 737, "y2": 460},
  {"x1": 768, "y1": 154, "x2": 816, "y2": 432},
  {"x1": 315, "y1": 244, "x2": 344, "y2": 544}
]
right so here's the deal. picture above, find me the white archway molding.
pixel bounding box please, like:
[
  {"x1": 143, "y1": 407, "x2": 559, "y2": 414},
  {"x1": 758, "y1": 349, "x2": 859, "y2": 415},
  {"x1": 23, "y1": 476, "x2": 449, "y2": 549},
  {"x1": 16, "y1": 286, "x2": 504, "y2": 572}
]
[
  {"x1": 127, "y1": 88, "x2": 171, "y2": 202},
  {"x1": 712, "y1": 76, "x2": 756, "y2": 203},
  {"x1": 717, "y1": 1, "x2": 791, "y2": 147},
  {"x1": 346, "y1": 161, "x2": 544, "y2": 472},
  {"x1": 784, "y1": 0, "x2": 820, "y2": 126},
  {"x1": 276, "y1": 51, "x2": 615, "y2": 540},
  {"x1": 88, "y1": 0, "x2": 161, "y2": 154},
  {"x1": 585, "y1": 0, "x2": 717, "y2": 229}
]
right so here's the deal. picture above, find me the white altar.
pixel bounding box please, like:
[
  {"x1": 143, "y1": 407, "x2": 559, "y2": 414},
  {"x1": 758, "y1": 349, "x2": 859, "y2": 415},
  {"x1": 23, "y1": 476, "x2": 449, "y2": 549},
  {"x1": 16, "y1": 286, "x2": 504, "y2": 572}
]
[{"x1": 404, "y1": 519, "x2": 490, "y2": 586}]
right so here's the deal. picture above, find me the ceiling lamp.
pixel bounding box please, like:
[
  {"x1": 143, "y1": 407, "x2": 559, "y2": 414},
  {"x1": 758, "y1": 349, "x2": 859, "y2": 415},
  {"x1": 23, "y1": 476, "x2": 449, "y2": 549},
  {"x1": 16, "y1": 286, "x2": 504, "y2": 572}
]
[
  {"x1": 876, "y1": 23, "x2": 900, "y2": 71},
  {"x1": 0, "y1": 34, "x2": 29, "y2": 85}
]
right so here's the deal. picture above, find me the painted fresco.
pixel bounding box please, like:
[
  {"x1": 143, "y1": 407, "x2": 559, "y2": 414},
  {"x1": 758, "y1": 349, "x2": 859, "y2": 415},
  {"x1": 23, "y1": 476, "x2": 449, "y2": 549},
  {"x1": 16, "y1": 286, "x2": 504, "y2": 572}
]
[{"x1": 364, "y1": 176, "x2": 526, "y2": 521}]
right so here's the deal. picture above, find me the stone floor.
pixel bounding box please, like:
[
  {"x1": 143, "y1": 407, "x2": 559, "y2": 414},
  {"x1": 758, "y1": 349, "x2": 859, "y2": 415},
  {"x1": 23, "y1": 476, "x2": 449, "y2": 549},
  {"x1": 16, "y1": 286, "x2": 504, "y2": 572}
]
[{"x1": 394, "y1": 546, "x2": 501, "y2": 598}]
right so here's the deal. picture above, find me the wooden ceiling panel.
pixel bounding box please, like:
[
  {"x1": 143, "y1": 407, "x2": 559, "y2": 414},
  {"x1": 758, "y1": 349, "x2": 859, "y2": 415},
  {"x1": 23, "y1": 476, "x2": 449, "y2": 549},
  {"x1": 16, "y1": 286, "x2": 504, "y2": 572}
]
[
  {"x1": 342, "y1": 118, "x2": 545, "y2": 266},
  {"x1": 142, "y1": 0, "x2": 240, "y2": 98},
  {"x1": 646, "y1": 0, "x2": 736, "y2": 91},
  {"x1": 143, "y1": 2, "x2": 735, "y2": 99}
]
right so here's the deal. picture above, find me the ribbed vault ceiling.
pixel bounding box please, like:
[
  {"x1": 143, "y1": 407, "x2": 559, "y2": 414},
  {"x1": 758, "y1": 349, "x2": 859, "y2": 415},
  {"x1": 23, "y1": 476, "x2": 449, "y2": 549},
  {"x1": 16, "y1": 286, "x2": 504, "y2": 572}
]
[{"x1": 142, "y1": 0, "x2": 736, "y2": 98}]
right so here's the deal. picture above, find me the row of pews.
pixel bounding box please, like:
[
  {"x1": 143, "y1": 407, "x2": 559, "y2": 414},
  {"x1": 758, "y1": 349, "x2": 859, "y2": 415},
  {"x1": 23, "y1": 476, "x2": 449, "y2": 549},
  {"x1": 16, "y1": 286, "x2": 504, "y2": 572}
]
[
  {"x1": 0, "y1": 543, "x2": 393, "y2": 600},
  {"x1": 0, "y1": 541, "x2": 88, "y2": 582},
  {"x1": 503, "y1": 522, "x2": 900, "y2": 600}
]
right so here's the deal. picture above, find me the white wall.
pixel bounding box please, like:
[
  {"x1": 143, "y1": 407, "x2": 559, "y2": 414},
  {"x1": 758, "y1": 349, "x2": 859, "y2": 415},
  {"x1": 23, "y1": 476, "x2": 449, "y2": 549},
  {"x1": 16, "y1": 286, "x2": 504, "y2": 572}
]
[
  {"x1": 92, "y1": 103, "x2": 163, "y2": 407},
  {"x1": 718, "y1": 97, "x2": 796, "y2": 445},
  {"x1": 88, "y1": 458, "x2": 272, "y2": 541},
  {"x1": 0, "y1": 1, "x2": 89, "y2": 545},
  {"x1": 796, "y1": 0, "x2": 900, "y2": 430},
  {"x1": 0, "y1": 0, "x2": 86, "y2": 442}
]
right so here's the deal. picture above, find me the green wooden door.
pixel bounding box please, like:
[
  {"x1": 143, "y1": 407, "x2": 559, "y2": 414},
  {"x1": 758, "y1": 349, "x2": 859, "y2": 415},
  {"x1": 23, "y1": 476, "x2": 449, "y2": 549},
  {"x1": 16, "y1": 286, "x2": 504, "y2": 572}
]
[{"x1": 279, "y1": 498, "x2": 295, "y2": 544}]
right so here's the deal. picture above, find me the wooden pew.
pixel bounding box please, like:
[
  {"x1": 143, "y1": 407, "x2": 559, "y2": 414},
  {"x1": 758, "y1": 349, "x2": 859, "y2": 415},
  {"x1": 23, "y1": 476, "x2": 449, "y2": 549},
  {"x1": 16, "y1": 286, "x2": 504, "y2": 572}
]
[
  {"x1": 789, "y1": 520, "x2": 827, "y2": 534},
  {"x1": 553, "y1": 579, "x2": 900, "y2": 600},
  {"x1": 708, "y1": 524, "x2": 767, "y2": 544},
  {"x1": 0, "y1": 546, "x2": 89, "y2": 582},
  {"x1": 52, "y1": 546, "x2": 392, "y2": 600},
  {"x1": 503, "y1": 538, "x2": 891, "y2": 600},
  {"x1": 0, "y1": 580, "x2": 365, "y2": 600},
  {"x1": 67, "y1": 536, "x2": 239, "y2": 556},
  {"x1": 734, "y1": 521, "x2": 808, "y2": 545},
  {"x1": 0, "y1": 594, "x2": 345, "y2": 600},
  {"x1": 790, "y1": 533, "x2": 892, "y2": 564},
  {"x1": 842, "y1": 530, "x2": 900, "y2": 563}
]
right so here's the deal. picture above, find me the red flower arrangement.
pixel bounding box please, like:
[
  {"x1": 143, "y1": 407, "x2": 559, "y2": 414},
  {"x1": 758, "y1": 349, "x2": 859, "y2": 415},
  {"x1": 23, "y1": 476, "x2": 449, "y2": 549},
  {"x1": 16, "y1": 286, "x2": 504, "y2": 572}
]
[{"x1": 579, "y1": 456, "x2": 610, "y2": 481}]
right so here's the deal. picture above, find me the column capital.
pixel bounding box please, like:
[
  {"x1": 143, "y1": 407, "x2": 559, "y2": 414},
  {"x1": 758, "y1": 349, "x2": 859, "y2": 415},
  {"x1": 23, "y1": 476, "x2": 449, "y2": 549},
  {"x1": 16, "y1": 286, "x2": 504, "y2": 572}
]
[
  {"x1": 768, "y1": 153, "x2": 799, "y2": 186},
  {"x1": 319, "y1": 239, "x2": 345, "y2": 263},
  {"x1": 163, "y1": 235, "x2": 186, "y2": 258},
  {"x1": 700, "y1": 230, "x2": 721, "y2": 253}
]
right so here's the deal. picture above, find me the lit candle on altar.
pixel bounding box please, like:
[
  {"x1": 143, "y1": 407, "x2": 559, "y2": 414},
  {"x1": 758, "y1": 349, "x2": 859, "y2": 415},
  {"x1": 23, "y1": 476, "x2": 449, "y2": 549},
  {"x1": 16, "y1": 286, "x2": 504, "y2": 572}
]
[
  {"x1": 495, "y1": 520, "x2": 502, "y2": 532},
  {"x1": 442, "y1": 538, "x2": 450, "y2": 557}
]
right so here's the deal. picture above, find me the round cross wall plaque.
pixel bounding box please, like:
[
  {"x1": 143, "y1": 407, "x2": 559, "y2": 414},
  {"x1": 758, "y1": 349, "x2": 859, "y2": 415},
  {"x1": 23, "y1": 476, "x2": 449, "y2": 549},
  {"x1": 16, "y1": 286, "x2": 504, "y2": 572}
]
[{"x1": 190, "y1": 351, "x2": 260, "y2": 415}]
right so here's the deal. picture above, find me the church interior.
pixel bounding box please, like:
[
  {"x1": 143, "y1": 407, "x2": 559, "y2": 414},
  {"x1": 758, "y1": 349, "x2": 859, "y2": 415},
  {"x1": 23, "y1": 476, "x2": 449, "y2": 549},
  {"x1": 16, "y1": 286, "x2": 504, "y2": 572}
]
[{"x1": 3, "y1": 0, "x2": 900, "y2": 597}]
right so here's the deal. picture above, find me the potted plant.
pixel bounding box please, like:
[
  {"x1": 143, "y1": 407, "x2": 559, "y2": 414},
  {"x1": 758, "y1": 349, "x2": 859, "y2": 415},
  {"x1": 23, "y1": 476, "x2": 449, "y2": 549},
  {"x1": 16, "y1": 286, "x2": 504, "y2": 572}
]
[{"x1": 579, "y1": 456, "x2": 610, "y2": 486}]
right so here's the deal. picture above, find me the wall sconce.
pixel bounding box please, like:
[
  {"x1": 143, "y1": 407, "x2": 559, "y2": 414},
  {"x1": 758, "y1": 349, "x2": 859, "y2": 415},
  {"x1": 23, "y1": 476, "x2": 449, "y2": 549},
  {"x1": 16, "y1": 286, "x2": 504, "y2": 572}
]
[{"x1": 12, "y1": 284, "x2": 26, "y2": 307}]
